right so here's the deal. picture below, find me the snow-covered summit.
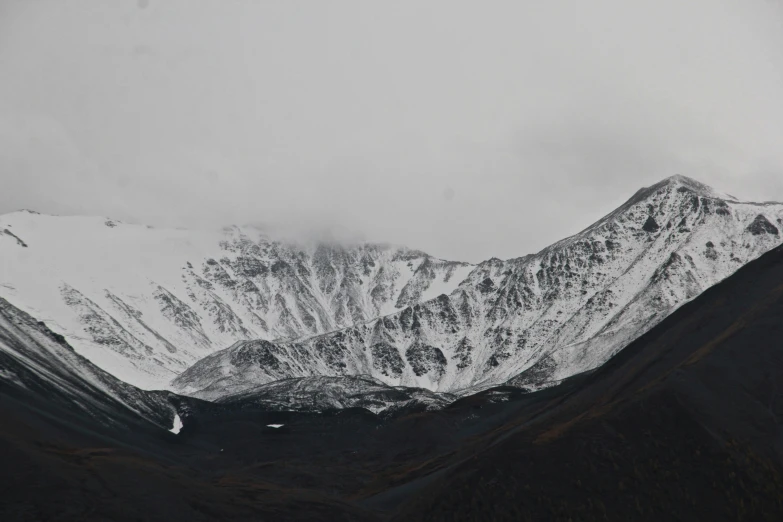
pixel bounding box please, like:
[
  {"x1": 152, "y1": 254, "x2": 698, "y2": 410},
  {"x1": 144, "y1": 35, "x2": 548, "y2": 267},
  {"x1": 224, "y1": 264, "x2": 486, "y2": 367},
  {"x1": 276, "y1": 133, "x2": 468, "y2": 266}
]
[
  {"x1": 172, "y1": 176, "x2": 783, "y2": 397},
  {"x1": 649, "y1": 174, "x2": 738, "y2": 201},
  {"x1": 3, "y1": 176, "x2": 783, "y2": 398}
]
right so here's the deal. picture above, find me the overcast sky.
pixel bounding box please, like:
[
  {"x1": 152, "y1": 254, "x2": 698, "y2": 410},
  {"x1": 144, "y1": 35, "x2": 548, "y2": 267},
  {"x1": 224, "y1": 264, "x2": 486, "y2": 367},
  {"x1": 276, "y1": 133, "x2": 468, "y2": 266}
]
[{"x1": 1, "y1": 0, "x2": 782, "y2": 262}]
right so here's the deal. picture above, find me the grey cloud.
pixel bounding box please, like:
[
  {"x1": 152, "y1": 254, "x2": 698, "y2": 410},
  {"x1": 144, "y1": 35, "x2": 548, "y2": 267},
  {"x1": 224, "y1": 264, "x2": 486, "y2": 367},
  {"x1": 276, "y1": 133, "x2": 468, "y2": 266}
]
[{"x1": 1, "y1": 0, "x2": 782, "y2": 262}]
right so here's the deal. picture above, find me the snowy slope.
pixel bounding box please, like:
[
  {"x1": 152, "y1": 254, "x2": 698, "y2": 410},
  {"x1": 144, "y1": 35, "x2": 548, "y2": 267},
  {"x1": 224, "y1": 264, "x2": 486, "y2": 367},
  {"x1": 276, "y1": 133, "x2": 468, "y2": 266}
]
[
  {"x1": 0, "y1": 211, "x2": 472, "y2": 389},
  {"x1": 173, "y1": 176, "x2": 783, "y2": 397},
  {"x1": 0, "y1": 296, "x2": 177, "y2": 430}
]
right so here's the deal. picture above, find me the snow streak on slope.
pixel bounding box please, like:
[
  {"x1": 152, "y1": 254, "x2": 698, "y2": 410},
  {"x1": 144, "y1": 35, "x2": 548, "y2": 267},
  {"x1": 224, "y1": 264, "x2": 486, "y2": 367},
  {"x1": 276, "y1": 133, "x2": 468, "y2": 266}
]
[
  {"x1": 173, "y1": 176, "x2": 783, "y2": 397},
  {"x1": 0, "y1": 212, "x2": 472, "y2": 389}
]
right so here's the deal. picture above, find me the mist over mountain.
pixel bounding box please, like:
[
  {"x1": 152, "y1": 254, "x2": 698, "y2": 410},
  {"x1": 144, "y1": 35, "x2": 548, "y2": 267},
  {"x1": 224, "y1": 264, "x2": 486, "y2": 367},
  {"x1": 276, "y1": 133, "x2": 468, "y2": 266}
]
[
  {"x1": 0, "y1": 212, "x2": 472, "y2": 389},
  {"x1": 2, "y1": 175, "x2": 783, "y2": 422},
  {"x1": 4, "y1": 1, "x2": 783, "y2": 519},
  {"x1": 171, "y1": 176, "x2": 783, "y2": 398}
]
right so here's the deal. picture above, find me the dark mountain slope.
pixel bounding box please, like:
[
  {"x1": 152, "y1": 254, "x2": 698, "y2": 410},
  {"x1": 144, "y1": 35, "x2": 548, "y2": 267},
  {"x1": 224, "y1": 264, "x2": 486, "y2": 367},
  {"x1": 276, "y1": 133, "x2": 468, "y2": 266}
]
[
  {"x1": 392, "y1": 244, "x2": 783, "y2": 521},
  {"x1": 0, "y1": 400, "x2": 377, "y2": 522},
  {"x1": 0, "y1": 296, "x2": 180, "y2": 431}
]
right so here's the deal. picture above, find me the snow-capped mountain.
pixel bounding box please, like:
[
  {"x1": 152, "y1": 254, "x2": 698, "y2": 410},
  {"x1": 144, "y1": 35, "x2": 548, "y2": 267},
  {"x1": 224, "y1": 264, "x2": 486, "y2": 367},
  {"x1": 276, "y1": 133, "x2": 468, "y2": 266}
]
[
  {"x1": 172, "y1": 176, "x2": 783, "y2": 397},
  {"x1": 0, "y1": 212, "x2": 472, "y2": 389}
]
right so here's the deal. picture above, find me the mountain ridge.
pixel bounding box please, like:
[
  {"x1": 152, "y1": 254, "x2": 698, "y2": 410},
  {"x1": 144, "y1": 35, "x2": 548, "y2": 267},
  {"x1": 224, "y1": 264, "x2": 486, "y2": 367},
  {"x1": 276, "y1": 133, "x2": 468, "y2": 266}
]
[
  {"x1": 173, "y1": 175, "x2": 783, "y2": 398},
  {"x1": 3, "y1": 175, "x2": 782, "y2": 400},
  {"x1": 0, "y1": 211, "x2": 473, "y2": 389}
]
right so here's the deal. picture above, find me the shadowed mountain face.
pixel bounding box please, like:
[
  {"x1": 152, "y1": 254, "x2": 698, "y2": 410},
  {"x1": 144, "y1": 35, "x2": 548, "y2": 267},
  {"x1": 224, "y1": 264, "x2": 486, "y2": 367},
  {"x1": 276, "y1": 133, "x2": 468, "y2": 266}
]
[
  {"x1": 4, "y1": 241, "x2": 783, "y2": 520},
  {"x1": 0, "y1": 297, "x2": 177, "y2": 431},
  {"x1": 174, "y1": 175, "x2": 783, "y2": 398}
]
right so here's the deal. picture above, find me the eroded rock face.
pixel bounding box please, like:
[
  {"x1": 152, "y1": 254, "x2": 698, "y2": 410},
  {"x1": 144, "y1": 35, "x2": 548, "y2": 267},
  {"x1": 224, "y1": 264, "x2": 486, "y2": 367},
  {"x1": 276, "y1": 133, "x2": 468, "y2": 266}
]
[
  {"x1": 371, "y1": 342, "x2": 405, "y2": 377},
  {"x1": 642, "y1": 216, "x2": 660, "y2": 232},
  {"x1": 231, "y1": 340, "x2": 282, "y2": 371},
  {"x1": 405, "y1": 342, "x2": 447, "y2": 378},
  {"x1": 747, "y1": 214, "x2": 779, "y2": 236},
  {"x1": 172, "y1": 176, "x2": 783, "y2": 398}
]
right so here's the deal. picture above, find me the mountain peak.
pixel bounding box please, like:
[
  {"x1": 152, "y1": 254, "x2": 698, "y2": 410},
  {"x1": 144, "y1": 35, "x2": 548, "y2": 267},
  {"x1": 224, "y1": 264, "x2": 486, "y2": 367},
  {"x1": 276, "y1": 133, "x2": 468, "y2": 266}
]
[
  {"x1": 656, "y1": 174, "x2": 737, "y2": 201},
  {"x1": 662, "y1": 173, "x2": 699, "y2": 184},
  {"x1": 616, "y1": 175, "x2": 738, "y2": 218}
]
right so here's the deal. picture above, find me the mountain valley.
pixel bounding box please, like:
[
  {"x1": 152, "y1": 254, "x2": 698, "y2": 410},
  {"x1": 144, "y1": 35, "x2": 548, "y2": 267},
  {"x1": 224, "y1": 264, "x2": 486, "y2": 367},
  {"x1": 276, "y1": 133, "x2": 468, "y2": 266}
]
[{"x1": 4, "y1": 226, "x2": 783, "y2": 521}]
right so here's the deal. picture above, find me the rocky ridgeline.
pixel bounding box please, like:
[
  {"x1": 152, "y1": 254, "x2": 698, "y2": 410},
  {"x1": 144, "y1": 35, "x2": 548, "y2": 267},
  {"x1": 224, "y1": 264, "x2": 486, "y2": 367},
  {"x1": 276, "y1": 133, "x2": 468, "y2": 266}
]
[{"x1": 173, "y1": 176, "x2": 783, "y2": 399}]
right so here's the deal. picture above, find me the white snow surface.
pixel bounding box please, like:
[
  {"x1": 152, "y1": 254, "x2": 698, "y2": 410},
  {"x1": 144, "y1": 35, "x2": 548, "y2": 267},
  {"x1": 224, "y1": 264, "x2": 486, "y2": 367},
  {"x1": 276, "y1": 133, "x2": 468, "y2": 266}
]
[
  {"x1": 0, "y1": 211, "x2": 472, "y2": 389},
  {"x1": 171, "y1": 176, "x2": 783, "y2": 397},
  {"x1": 169, "y1": 413, "x2": 183, "y2": 434}
]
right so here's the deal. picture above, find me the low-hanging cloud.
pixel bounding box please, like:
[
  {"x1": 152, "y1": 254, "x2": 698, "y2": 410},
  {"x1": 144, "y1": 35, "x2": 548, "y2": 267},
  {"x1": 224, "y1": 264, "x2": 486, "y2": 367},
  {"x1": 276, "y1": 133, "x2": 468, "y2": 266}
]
[{"x1": 1, "y1": 0, "x2": 782, "y2": 262}]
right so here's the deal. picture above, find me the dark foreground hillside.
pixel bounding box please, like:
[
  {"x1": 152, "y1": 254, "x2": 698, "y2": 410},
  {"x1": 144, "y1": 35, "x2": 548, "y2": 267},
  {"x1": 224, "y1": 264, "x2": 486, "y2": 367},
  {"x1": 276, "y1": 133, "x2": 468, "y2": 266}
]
[{"x1": 3, "y1": 244, "x2": 783, "y2": 521}]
